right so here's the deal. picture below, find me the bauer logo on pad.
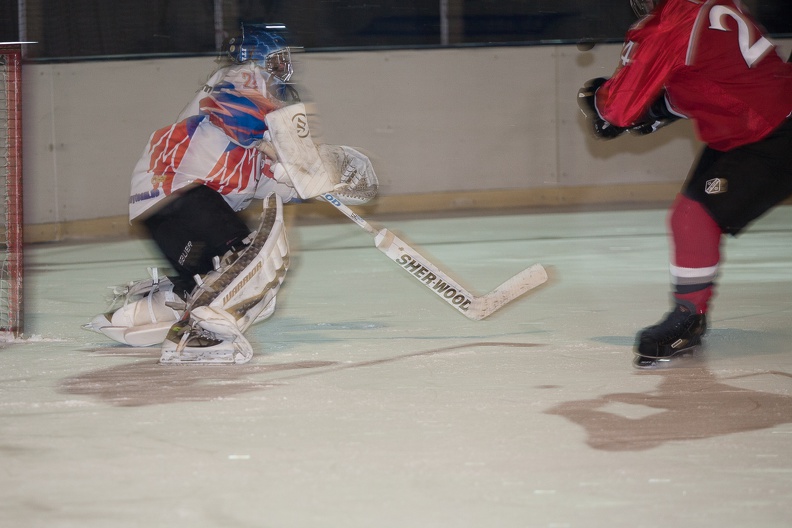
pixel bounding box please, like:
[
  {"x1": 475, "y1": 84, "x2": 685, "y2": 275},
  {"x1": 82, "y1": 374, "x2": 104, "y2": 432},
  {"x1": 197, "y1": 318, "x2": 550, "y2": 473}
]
[{"x1": 705, "y1": 178, "x2": 728, "y2": 195}]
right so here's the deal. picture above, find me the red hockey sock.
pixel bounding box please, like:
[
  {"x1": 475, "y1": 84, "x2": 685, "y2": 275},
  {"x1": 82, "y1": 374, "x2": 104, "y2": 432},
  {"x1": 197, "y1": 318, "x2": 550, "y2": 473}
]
[
  {"x1": 668, "y1": 194, "x2": 723, "y2": 314},
  {"x1": 675, "y1": 289, "x2": 713, "y2": 314}
]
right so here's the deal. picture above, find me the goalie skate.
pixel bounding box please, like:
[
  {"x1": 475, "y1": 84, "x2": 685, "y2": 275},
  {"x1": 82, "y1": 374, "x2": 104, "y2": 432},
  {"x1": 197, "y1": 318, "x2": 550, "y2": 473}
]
[
  {"x1": 159, "y1": 307, "x2": 253, "y2": 365},
  {"x1": 159, "y1": 192, "x2": 289, "y2": 365}
]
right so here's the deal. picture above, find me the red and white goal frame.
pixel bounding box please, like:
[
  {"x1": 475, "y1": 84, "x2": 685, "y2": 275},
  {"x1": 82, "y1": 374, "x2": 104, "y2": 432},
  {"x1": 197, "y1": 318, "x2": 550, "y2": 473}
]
[{"x1": 0, "y1": 43, "x2": 23, "y2": 339}]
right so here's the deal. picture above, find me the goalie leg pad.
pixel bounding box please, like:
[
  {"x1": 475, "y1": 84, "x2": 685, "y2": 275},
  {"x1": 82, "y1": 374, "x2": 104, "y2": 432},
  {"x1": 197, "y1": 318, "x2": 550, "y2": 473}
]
[
  {"x1": 159, "y1": 193, "x2": 288, "y2": 365},
  {"x1": 186, "y1": 192, "x2": 289, "y2": 332},
  {"x1": 83, "y1": 272, "x2": 185, "y2": 347}
]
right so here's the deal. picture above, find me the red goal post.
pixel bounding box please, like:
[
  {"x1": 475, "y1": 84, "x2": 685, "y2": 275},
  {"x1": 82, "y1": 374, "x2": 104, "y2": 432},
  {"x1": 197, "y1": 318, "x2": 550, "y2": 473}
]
[{"x1": 0, "y1": 43, "x2": 23, "y2": 338}]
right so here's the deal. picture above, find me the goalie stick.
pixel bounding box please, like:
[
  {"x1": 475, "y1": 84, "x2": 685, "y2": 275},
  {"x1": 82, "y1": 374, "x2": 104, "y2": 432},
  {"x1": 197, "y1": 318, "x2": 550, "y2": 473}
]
[{"x1": 321, "y1": 193, "x2": 547, "y2": 320}]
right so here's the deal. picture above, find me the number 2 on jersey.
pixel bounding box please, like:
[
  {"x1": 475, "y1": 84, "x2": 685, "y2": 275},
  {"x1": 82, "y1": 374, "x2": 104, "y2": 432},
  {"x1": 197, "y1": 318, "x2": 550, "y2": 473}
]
[{"x1": 709, "y1": 6, "x2": 773, "y2": 67}]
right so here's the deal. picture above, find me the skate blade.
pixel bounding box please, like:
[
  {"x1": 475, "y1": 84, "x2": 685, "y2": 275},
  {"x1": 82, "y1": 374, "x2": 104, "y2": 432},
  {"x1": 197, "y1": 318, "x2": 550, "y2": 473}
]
[
  {"x1": 159, "y1": 348, "x2": 243, "y2": 365},
  {"x1": 159, "y1": 332, "x2": 253, "y2": 365},
  {"x1": 633, "y1": 355, "x2": 675, "y2": 370},
  {"x1": 632, "y1": 349, "x2": 701, "y2": 370}
]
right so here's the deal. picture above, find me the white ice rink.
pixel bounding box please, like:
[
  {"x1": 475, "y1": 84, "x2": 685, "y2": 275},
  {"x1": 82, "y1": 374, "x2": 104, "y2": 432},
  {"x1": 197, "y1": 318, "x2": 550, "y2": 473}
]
[{"x1": 2, "y1": 203, "x2": 792, "y2": 527}]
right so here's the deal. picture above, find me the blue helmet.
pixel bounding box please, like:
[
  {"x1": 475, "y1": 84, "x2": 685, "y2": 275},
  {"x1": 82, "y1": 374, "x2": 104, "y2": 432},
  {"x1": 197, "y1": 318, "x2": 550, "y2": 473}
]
[{"x1": 227, "y1": 24, "x2": 295, "y2": 82}]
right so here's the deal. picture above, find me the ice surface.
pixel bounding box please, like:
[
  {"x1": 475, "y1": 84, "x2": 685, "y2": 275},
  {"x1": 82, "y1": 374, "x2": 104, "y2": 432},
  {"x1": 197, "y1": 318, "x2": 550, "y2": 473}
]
[{"x1": 1, "y1": 205, "x2": 791, "y2": 527}]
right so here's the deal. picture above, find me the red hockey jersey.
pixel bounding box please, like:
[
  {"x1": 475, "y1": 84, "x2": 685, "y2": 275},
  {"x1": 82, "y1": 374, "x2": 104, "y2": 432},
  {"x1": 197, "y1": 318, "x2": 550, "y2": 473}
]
[{"x1": 596, "y1": 0, "x2": 792, "y2": 151}]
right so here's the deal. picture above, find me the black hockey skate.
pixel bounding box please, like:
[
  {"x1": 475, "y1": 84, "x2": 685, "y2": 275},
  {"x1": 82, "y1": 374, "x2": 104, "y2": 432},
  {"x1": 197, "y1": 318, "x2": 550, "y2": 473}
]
[{"x1": 634, "y1": 302, "x2": 706, "y2": 369}]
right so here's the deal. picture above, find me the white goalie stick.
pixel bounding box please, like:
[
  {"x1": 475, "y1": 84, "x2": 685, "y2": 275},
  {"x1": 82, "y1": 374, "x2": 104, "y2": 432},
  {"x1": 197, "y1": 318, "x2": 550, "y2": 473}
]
[{"x1": 321, "y1": 193, "x2": 548, "y2": 320}]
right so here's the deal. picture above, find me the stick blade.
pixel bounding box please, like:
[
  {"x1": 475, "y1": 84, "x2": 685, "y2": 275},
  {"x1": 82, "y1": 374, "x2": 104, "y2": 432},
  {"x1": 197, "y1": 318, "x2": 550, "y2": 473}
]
[{"x1": 466, "y1": 264, "x2": 548, "y2": 320}]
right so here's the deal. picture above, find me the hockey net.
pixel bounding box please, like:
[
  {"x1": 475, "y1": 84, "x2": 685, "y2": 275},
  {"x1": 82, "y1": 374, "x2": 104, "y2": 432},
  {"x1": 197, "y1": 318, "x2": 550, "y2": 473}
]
[{"x1": 0, "y1": 45, "x2": 23, "y2": 339}]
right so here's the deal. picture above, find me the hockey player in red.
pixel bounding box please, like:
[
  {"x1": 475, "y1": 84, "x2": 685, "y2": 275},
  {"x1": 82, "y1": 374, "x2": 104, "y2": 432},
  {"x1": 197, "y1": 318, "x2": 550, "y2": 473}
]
[{"x1": 578, "y1": 0, "x2": 792, "y2": 367}]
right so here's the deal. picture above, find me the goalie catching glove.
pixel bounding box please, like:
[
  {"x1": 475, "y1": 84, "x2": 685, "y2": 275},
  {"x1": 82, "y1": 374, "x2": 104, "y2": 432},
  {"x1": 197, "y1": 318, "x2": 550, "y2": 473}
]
[{"x1": 259, "y1": 102, "x2": 378, "y2": 205}]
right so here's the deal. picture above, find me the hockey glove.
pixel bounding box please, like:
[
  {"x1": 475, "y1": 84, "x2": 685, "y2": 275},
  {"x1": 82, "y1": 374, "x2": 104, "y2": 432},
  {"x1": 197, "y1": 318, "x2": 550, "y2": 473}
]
[
  {"x1": 257, "y1": 135, "x2": 378, "y2": 206},
  {"x1": 629, "y1": 92, "x2": 681, "y2": 136},
  {"x1": 577, "y1": 78, "x2": 626, "y2": 140},
  {"x1": 318, "y1": 144, "x2": 378, "y2": 205}
]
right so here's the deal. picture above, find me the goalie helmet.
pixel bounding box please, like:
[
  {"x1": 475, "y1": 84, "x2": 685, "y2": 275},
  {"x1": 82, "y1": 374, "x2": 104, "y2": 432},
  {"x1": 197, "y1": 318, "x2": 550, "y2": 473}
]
[
  {"x1": 227, "y1": 23, "x2": 295, "y2": 82},
  {"x1": 630, "y1": 0, "x2": 656, "y2": 18}
]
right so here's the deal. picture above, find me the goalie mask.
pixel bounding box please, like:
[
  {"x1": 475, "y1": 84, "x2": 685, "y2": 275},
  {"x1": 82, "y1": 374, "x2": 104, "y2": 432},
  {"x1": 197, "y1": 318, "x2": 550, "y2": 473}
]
[
  {"x1": 630, "y1": 0, "x2": 656, "y2": 18},
  {"x1": 227, "y1": 24, "x2": 296, "y2": 82}
]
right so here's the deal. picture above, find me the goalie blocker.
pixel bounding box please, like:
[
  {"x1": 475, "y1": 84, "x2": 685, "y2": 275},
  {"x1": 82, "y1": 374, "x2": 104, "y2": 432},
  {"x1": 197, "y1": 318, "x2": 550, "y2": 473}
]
[{"x1": 262, "y1": 102, "x2": 378, "y2": 205}]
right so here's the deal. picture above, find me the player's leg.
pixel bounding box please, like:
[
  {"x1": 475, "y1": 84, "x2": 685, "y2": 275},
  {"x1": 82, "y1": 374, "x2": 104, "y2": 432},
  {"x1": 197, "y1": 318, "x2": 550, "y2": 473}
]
[
  {"x1": 85, "y1": 185, "x2": 255, "y2": 346},
  {"x1": 160, "y1": 192, "x2": 289, "y2": 364},
  {"x1": 143, "y1": 184, "x2": 252, "y2": 296},
  {"x1": 634, "y1": 193, "x2": 717, "y2": 366},
  {"x1": 635, "y1": 118, "x2": 792, "y2": 367}
]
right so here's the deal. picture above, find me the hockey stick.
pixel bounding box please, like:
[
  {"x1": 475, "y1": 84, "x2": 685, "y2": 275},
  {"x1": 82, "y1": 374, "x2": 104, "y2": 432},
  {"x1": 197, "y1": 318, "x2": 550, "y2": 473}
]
[{"x1": 321, "y1": 193, "x2": 547, "y2": 320}]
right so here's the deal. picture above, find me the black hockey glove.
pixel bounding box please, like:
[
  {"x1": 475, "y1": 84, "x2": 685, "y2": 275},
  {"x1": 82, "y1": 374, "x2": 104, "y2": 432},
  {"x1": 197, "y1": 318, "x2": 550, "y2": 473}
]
[
  {"x1": 629, "y1": 92, "x2": 681, "y2": 136},
  {"x1": 577, "y1": 77, "x2": 626, "y2": 140}
]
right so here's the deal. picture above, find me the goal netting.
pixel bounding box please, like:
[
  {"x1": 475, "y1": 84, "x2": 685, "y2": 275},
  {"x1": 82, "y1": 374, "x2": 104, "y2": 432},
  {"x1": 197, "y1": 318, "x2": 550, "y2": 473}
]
[{"x1": 0, "y1": 44, "x2": 23, "y2": 339}]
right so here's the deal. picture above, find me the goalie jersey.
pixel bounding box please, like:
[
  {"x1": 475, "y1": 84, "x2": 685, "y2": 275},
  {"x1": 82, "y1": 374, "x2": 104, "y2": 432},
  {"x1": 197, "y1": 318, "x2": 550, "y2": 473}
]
[
  {"x1": 596, "y1": 0, "x2": 792, "y2": 151},
  {"x1": 129, "y1": 63, "x2": 284, "y2": 220}
]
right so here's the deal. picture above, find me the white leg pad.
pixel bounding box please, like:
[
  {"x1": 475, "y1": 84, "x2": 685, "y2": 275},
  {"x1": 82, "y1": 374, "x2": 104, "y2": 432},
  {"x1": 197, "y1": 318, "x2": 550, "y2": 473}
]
[
  {"x1": 187, "y1": 192, "x2": 289, "y2": 332},
  {"x1": 84, "y1": 274, "x2": 184, "y2": 347},
  {"x1": 159, "y1": 193, "x2": 288, "y2": 365}
]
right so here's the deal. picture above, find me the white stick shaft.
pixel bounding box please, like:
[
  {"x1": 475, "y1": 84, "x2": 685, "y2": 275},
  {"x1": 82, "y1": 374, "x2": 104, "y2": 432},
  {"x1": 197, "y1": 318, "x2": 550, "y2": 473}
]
[
  {"x1": 321, "y1": 193, "x2": 546, "y2": 319},
  {"x1": 322, "y1": 193, "x2": 377, "y2": 235},
  {"x1": 374, "y1": 229, "x2": 480, "y2": 317}
]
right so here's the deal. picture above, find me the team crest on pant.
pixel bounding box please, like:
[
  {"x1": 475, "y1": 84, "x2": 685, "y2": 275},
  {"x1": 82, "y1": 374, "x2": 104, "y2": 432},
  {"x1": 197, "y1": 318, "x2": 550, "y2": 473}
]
[{"x1": 705, "y1": 178, "x2": 727, "y2": 195}]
